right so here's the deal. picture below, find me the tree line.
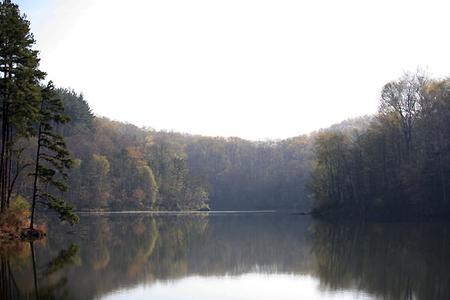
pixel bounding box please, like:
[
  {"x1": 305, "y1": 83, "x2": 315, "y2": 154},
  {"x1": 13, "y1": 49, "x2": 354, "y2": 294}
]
[
  {"x1": 311, "y1": 72, "x2": 450, "y2": 219},
  {"x1": 2, "y1": 0, "x2": 449, "y2": 220},
  {"x1": 41, "y1": 88, "x2": 314, "y2": 211},
  {"x1": 0, "y1": 0, "x2": 313, "y2": 215}
]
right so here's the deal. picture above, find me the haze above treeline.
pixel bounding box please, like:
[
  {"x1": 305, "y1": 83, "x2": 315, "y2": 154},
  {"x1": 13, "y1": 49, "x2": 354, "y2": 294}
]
[
  {"x1": 1, "y1": 0, "x2": 449, "y2": 221},
  {"x1": 18, "y1": 0, "x2": 450, "y2": 140},
  {"x1": 21, "y1": 71, "x2": 449, "y2": 219}
]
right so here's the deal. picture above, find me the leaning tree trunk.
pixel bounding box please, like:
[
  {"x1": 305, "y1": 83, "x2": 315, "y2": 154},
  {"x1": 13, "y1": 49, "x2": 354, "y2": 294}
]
[{"x1": 30, "y1": 123, "x2": 42, "y2": 231}]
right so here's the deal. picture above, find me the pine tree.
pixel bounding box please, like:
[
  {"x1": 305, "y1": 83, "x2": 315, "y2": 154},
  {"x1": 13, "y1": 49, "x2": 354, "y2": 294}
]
[
  {"x1": 0, "y1": 0, "x2": 45, "y2": 212},
  {"x1": 29, "y1": 82, "x2": 78, "y2": 230}
]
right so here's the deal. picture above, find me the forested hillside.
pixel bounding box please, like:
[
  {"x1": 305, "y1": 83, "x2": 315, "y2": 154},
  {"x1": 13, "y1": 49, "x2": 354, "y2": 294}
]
[
  {"x1": 41, "y1": 89, "x2": 314, "y2": 211},
  {"x1": 25, "y1": 71, "x2": 449, "y2": 215},
  {"x1": 11, "y1": 73, "x2": 449, "y2": 216},
  {"x1": 311, "y1": 73, "x2": 450, "y2": 219},
  {"x1": 3, "y1": 8, "x2": 447, "y2": 216}
]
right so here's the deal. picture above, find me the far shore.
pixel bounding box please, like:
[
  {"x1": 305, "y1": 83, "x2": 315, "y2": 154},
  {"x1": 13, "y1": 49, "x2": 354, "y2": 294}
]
[{"x1": 74, "y1": 210, "x2": 298, "y2": 215}]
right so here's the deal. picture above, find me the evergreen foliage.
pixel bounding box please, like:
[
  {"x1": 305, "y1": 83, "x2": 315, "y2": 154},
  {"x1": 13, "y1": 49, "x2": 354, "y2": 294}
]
[
  {"x1": 0, "y1": 1, "x2": 77, "y2": 230},
  {"x1": 0, "y1": 0, "x2": 45, "y2": 211},
  {"x1": 30, "y1": 82, "x2": 77, "y2": 228}
]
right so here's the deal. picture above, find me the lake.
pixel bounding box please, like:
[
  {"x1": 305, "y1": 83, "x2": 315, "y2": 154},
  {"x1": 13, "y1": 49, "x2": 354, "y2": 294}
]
[{"x1": 1, "y1": 212, "x2": 450, "y2": 299}]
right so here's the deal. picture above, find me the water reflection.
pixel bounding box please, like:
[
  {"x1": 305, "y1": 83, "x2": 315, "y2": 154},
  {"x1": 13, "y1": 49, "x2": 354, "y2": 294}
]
[
  {"x1": 0, "y1": 240, "x2": 79, "y2": 300},
  {"x1": 312, "y1": 221, "x2": 450, "y2": 300},
  {"x1": 1, "y1": 213, "x2": 450, "y2": 299}
]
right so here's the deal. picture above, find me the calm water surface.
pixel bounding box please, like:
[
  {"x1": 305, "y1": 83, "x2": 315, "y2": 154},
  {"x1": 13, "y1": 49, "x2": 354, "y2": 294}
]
[{"x1": 1, "y1": 212, "x2": 450, "y2": 299}]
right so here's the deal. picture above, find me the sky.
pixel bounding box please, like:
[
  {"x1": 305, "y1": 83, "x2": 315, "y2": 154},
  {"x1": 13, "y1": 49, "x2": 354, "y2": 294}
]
[{"x1": 16, "y1": 0, "x2": 450, "y2": 140}]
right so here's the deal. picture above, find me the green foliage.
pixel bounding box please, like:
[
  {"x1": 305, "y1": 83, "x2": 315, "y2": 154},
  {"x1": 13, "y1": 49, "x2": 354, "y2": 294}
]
[
  {"x1": 5, "y1": 66, "x2": 312, "y2": 212},
  {"x1": 56, "y1": 88, "x2": 95, "y2": 135},
  {"x1": 30, "y1": 82, "x2": 77, "y2": 228},
  {"x1": 30, "y1": 90, "x2": 314, "y2": 212},
  {"x1": 10, "y1": 194, "x2": 29, "y2": 214},
  {"x1": 0, "y1": 1, "x2": 77, "y2": 231},
  {"x1": 199, "y1": 201, "x2": 210, "y2": 211},
  {"x1": 0, "y1": 0, "x2": 46, "y2": 212},
  {"x1": 0, "y1": 194, "x2": 30, "y2": 238},
  {"x1": 137, "y1": 165, "x2": 158, "y2": 208},
  {"x1": 45, "y1": 193, "x2": 79, "y2": 225},
  {"x1": 44, "y1": 244, "x2": 80, "y2": 275}
]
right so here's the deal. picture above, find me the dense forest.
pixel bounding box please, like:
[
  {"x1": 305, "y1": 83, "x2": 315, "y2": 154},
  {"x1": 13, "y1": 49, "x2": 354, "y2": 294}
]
[
  {"x1": 1, "y1": 0, "x2": 449, "y2": 220},
  {"x1": 311, "y1": 73, "x2": 450, "y2": 219},
  {"x1": 50, "y1": 71, "x2": 449, "y2": 218},
  {"x1": 0, "y1": 0, "x2": 313, "y2": 218},
  {"x1": 3, "y1": 1, "x2": 450, "y2": 299},
  {"x1": 39, "y1": 89, "x2": 314, "y2": 211},
  {"x1": 5, "y1": 71, "x2": 450, "y2": 216}
]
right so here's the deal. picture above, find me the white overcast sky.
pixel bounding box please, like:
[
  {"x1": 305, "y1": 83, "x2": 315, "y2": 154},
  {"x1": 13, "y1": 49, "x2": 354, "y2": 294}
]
[{"x1": 16, "y1": 0, "x2": 450, "y2": 140}]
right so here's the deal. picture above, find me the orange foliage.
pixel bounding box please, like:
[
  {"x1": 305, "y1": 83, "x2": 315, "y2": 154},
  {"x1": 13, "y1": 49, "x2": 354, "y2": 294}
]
[
  {"x1": 127, "y1": 147, "x2": 143, "y2": 162},
  {"x1": 132, "y1": 188, "x2": 146, "y2": 202},
  {"x1": 0, "y1": 209, "x2": 30, "y2": 240}
]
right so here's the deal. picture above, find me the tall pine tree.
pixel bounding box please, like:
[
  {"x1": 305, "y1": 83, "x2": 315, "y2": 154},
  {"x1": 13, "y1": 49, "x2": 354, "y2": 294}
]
[
  {"x1": 29, "y1": 82, "x2": 78, "y2": 230},
  {"x1": 0, "y1": 0, "x2": 45, "y2": 212}
]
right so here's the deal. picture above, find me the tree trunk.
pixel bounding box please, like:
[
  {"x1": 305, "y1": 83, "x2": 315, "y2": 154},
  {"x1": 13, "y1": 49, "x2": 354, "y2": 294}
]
[{"x1": 30, "y1": 123, "x2": 42, "y2": 230}]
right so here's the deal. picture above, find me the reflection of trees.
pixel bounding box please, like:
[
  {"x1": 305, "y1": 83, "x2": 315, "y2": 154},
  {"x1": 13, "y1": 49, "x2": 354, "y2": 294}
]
[
  {"x1": 1, "y1": 241, "x2": 80, "y2": 300},
  {"x1": 43, "y1": 244, "x2": 80, "y2": 276},
  {"x1": 312, "y1": 222, "x2": 450, "y2": 300},
  {"x1": 0, "y1": 255, "x2": 22, "y2": 299},
  {"x1": 8, "y1": 215, "x2": 450, "y2": 300},
  {"x1": 169, "y1": 214, "x2": 314, "y2": 276},
  {"x1": 57, "y1": 215, "x2": 161, "y2": 299},
  {"x1": 84, "y1": 214, "x2": 313, "y2": 298},
  {"x1": 3, "y1": 214, "x2": 315, "y2": 300}
]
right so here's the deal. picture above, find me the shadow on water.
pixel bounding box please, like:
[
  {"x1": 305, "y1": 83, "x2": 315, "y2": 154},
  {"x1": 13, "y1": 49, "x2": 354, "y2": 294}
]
[
  {"x1": 1, "y1": 240, "x2": 80, "y2": 300},
  {"x1": 312, "y1": 221, "x2": 450, "y2": 300},
  {"x1": 1, "y1": 213, "x2": 450, "y2": 299},
  {"x1": 1, "y1": 254, "x2": 21, "y2": 299}
]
